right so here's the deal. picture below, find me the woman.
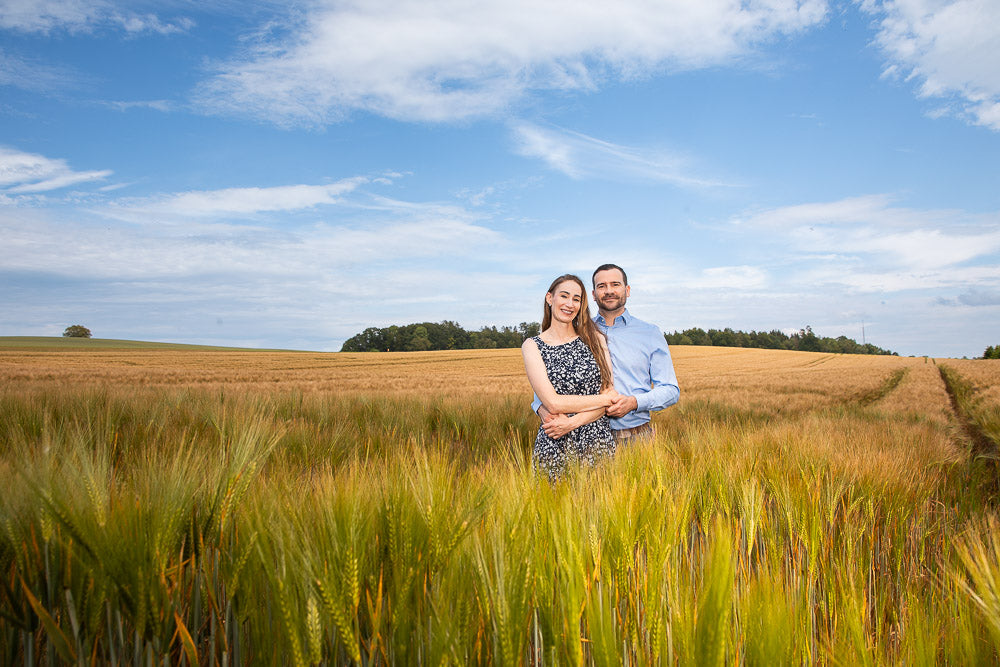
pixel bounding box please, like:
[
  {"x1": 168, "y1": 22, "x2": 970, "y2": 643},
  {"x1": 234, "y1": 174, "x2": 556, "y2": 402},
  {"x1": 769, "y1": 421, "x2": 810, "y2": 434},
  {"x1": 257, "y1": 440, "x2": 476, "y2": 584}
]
[{"x1": 521, "y1": 274, "x2": 618, "y2": 480}]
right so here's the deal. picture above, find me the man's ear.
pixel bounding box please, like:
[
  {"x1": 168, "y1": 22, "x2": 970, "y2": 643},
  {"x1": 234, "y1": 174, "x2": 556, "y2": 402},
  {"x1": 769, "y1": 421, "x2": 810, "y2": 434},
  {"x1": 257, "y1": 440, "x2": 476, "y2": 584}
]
[{"x1": 625, "y1": 285, "x2": 631, "y2": 298}]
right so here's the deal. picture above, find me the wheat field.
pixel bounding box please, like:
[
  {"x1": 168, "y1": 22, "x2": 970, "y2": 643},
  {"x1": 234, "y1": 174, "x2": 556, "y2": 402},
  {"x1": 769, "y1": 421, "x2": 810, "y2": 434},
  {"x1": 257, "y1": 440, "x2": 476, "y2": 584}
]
[{"x1": 1, "y1": 341, "x2": 999, "y2": 664}]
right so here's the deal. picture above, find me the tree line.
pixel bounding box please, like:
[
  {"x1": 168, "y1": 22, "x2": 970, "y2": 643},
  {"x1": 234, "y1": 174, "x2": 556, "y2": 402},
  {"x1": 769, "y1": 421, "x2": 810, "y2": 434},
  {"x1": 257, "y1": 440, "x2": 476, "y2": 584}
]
[
  {"x1": 340, "y1": 321, "x2": 541, "y2": 352},
  {"x1": 342, "y1": 321, "x2": 897, "y2": 356},
  {"x1": 983, "y1": 345, "x2": 1000, "y2": 360},
  {"x1": 664, "y1": 326, "x2": 897, "y2": 355}
]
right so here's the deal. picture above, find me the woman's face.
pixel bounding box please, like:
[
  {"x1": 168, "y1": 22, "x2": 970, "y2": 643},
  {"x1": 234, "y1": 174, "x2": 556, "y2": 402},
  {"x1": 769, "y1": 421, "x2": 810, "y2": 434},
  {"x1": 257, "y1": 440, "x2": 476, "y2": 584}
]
[{"x1": 546, "y1": 280, "x2": 582, "y2": 325}]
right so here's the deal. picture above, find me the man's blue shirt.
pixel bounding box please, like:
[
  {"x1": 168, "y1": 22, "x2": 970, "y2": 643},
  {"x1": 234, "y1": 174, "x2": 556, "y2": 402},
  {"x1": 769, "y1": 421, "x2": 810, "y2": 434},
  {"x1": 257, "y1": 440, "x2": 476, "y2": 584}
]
[
  {"x1": 596, "y1": 308, "x2": 679, "y2": 429},
  {"x1": 531, "y1": 308, "x2": 680, "y2": 429}
]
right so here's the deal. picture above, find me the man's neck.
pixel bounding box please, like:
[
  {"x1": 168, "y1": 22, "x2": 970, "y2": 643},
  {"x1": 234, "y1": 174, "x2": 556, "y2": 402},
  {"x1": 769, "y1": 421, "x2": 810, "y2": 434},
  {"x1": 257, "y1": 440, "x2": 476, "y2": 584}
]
[{"x1": 599, "y1": 307, "x2": 625, "y2": 326}]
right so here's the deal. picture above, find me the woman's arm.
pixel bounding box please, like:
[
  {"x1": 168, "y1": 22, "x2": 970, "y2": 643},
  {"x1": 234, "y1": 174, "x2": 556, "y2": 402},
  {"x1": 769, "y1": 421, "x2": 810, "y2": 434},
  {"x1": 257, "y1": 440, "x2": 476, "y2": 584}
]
[
  {"x1": 522, "y1": 339, "x2": 617, "y2": 414},
  {"x1": 544, "y1": 335, "x2": 613, "y2": 436},
  {"x1": 542, "y1": 406, "x2": 606, "y2": 439}
]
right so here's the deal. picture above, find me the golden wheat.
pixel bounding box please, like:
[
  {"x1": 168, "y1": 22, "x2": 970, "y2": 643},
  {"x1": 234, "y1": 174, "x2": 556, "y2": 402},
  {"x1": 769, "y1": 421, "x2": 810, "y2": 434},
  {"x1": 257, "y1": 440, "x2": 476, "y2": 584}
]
[{"x1": 2, "y1": 343, "x2": 999, "y2": 663}]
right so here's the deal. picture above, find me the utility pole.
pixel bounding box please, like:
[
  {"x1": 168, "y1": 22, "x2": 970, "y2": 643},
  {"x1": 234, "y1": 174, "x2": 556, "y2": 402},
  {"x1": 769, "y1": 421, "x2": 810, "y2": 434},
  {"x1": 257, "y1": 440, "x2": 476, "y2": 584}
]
[{"x1": 861, "y1": 320, "x2": 866, "y2": 345}]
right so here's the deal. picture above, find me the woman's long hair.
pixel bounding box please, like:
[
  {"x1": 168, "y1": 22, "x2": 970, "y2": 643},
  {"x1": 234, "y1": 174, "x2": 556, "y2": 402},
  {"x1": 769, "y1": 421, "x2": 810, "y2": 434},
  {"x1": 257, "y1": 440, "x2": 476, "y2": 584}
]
[{"x1": 541, "y1": 274, "x2": 613, "y2": 390}]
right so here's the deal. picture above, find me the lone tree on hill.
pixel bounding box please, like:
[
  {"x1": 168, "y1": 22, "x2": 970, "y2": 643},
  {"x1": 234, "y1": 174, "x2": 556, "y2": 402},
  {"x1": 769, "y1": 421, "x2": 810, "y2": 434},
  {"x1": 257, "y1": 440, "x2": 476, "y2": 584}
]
[{"x1": 63, "y1": 325, "x2": 92, "y2": 338}]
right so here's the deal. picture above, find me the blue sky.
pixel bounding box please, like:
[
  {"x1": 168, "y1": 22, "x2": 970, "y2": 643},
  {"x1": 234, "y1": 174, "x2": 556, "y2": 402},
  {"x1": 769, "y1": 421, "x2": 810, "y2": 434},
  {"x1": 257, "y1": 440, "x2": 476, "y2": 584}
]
[{"x1": 1, "y1": 0, "x2": 998, "y2": 357}]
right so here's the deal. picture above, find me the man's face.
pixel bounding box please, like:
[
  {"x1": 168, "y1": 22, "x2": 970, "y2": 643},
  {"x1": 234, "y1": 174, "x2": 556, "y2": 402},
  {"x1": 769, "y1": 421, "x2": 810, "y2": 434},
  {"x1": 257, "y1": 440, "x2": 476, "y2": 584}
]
[{"x1": 592, "y1": 268, "x2": 630, "y2": 313}]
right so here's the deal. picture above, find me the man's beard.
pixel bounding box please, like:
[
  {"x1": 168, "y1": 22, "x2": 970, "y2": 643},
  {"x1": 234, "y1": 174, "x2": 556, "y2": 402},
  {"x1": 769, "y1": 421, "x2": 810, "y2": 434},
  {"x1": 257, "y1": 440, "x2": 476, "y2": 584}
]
[{"x1": 599, "y1": 295, "x2": 625, "y2": 311}]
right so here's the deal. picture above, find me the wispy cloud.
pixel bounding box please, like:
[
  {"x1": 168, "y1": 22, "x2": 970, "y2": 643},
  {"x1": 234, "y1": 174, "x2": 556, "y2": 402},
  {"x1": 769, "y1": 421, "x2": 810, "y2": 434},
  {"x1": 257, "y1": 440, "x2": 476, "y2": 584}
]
[
  {"x1": 939, "y1": 288, "x2": 1000, "y2": 307},
  {"x1": 0, "y1": 146, "x2": 111, "y2": 193},
  {"x1": 0, "y1": 48, "x2": 81, "y2": 93},
  {"x1": 1, "y1": 168, "x2": 506, "y2": 281},
  {"x1": 0, "y1": 0, "x2": 194, "y2": 35},
  {"x1": 801, "y1": 263, "x2": 1000, "y2": 293},
  {"x1": 193, "y1": 0, "x2": 828, "y2": 126},
  {"x1": 99, "y1": 100, "x2": 174, "y2": 113},
  {"x1": 2, "y1": 199, "x2": 503, "y2": 280},
  {"x1": 511, "y1": 123, "x2": 729, "y2": 187},
  {"x1": 736, "y1": 195, "x2": 1000, "y2": 290},
  {"x1": 102, "y1": 178, "x2": 371, "y2": 222},
  {"x1": 862, "y1": 0, "x2": 1000, "y2": 130},
  {"x1": 680, "y1": 265, "x2": 770, "y2": 290}
]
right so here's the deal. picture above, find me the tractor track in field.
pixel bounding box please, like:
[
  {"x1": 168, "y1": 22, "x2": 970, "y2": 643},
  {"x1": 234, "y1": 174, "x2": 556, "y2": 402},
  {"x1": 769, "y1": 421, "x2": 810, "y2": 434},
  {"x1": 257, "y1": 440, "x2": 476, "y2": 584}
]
[
  {"x1": 855, "y1": 368, "x2": 908, "y2": 407},
  {"x1": 937, "y1": 363, "x2": 999, "y2": 501},
  {"x1": 938, "y1": 365, "x2": 997, "y2": 460}
]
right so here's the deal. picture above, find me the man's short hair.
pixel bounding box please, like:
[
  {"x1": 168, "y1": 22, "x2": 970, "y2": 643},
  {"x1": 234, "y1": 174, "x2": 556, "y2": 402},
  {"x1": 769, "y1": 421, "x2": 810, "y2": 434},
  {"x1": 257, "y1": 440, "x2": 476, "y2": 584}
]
[{"x1": 592, "y1": 263, "x2": 628, "y2": 287}]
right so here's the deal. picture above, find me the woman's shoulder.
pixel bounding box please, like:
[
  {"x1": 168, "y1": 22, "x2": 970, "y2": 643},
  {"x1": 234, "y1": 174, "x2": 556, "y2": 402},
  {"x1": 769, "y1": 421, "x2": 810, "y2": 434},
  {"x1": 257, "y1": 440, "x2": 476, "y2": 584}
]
[{"x1": 521, "y1": 336, "x2": 541, "y2": 351}]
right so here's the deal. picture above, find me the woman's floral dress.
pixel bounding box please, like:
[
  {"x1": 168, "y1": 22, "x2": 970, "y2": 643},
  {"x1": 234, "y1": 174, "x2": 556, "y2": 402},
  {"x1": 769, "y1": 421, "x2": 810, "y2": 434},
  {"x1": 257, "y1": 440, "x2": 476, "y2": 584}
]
[{"x1": 532, "y1": 336, "x2": 615, "y2": 480}]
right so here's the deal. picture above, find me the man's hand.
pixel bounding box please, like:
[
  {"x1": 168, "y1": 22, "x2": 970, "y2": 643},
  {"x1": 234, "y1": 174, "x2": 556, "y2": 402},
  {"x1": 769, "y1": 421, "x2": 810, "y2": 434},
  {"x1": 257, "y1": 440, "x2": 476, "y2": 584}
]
[{"x1": 606, "y1": 394, "x2": 638, "y2": 418}]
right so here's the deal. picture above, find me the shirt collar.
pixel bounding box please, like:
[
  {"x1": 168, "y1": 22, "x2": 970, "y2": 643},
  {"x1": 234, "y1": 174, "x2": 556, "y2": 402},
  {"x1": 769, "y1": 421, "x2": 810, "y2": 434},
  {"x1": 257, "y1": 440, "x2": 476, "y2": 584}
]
[{"x1": 596, "y1": 308, "x2": 630, "y2": 327}]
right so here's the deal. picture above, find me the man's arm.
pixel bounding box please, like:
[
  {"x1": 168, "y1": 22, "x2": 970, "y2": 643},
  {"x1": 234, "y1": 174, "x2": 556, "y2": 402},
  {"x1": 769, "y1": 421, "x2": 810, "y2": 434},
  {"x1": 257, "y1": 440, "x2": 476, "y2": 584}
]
[
  {"x1": 531, "y1": 394, "x2": 545, "y2": 417},
  {"x1": 634, "y1": 334, "x2": 679, "y2": 412}
]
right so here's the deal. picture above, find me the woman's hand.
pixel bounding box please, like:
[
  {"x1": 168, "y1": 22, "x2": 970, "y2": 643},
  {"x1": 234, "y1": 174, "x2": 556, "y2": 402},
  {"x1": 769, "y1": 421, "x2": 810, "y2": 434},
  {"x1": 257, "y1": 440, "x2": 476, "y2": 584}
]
[
  {"x1": 542, "y1": 413, "x2": 576, "y2": 439},
  {"x1": 600, "y1": 386, "x2": 620, "y2": 405}
]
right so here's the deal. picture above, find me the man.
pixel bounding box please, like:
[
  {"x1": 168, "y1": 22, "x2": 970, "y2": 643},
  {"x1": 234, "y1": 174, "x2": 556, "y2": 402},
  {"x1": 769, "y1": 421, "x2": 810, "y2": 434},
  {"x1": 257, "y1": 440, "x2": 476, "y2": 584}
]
[{"x1": 535, "y1": 263, "x2": 680, "y2": 443}]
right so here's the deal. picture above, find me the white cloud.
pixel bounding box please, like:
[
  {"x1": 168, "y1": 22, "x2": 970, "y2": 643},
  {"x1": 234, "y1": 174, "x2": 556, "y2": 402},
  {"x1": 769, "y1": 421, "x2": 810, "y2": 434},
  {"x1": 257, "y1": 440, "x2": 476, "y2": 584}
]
[
  {"x1": 955, "y1": 288, "x2": 1000, "y2": 306},
  {"x1": 513, "y1": 124, "x2": 580, "y2": 177},
  {"x1": 734, "y1": 194, "x2": 901, "y2": 227},
  {"x1": 802, "y1": 263, "x2": 1000, "y2": 292},
  {"x1": 736, "y1": 195, "x2": 1000, "y2": 290},
  {"x1": 862, "y1": 0, "x2": 1000, "y2": 130},
  {"x1": 0, "y1": 0, "x2": 193, "y2": 34},
  {"x1": 511, "y1": 123, "x2": 728, "y2": 187},
  {"x1": 102, "y1": 178, "x2": 370, "y2": 221},
  {"x1": 1, "y1": 173, "x2": 506, "y2": 281},
  {"x1": 831, "y1": 227, "x2": 1000, "y2": 269},
  {"x1": 681, "y1": 265, "x2": 770, "y2": 290},
  {"x1": 194, "y1": 0, "x2": 829, "y2": 125},
  {"x1": 0, "y1": 206, "x2": 503, "y2": 280},
  {"x1": 0, "y1": 146, "x2": 111, "y2": 192}
]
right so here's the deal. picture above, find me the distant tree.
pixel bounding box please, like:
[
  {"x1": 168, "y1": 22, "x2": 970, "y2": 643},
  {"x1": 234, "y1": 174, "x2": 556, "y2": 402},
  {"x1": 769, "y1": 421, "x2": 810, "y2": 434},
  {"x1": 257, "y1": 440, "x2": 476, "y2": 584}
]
[
  {"x1": 407, "y1": 325, "x2": 432, "y2": 351},
  {"x1": 664, "y1": 325, "x2": 896, "y2": 356},
  {"x1": 518, "y1": 321, "x2": 540, "y2": 340},
  {"x1": 984, "y1": 345, "x2": 1000, "y2": 360},
  {"x1": 340, "y1": 327, "x2": 384, "y2": 352},
  {"x1": 63, "y1": 325, "x2": 92, "y2": 338},
  {"x1": 339, "y1": 321, "x2": 540, "y2": 352},
  {"x1": 793, "y1": 326, "x2": 821, "y2": 352}
]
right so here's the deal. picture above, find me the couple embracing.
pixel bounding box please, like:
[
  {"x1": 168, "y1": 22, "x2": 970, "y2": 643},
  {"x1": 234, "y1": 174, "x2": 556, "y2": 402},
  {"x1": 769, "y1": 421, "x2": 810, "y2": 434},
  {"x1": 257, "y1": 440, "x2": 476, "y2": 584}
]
[{"x1": 522, "y1": 264, "x2": 680, "y2": 481}]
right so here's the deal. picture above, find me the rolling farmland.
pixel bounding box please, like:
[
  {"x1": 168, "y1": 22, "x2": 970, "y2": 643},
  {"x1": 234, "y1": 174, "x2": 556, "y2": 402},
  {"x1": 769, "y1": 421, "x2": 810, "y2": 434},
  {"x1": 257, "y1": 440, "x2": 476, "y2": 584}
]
[{"x1": 1, "y1": 340, "x2": 999, "y2": 664}]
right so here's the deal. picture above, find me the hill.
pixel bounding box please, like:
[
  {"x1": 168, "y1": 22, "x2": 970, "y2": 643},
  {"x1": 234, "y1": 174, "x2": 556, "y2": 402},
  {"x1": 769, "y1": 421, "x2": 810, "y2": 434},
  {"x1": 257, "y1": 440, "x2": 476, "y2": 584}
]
[{"x1": 0, "y1": 336, "x2": 298, "y2": 352}]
